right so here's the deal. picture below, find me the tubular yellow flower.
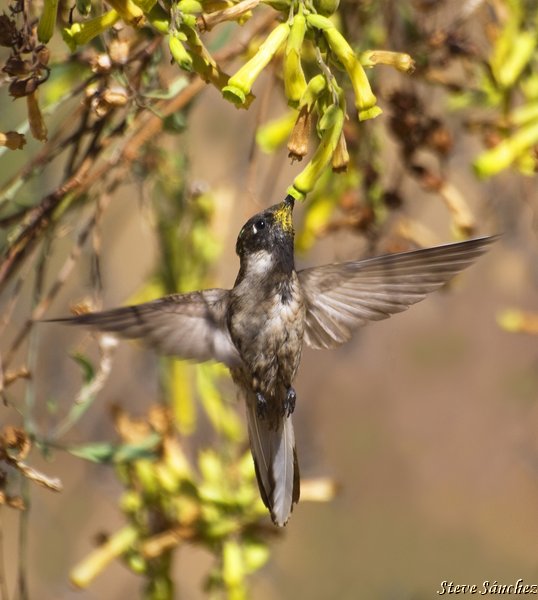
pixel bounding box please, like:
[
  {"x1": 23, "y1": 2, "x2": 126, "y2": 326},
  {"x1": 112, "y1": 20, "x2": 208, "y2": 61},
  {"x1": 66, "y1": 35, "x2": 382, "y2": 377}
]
[
  {"x1": 360, "y1": 50, "x2": 415, "y2": 73},
  {"x1": 63, "y1": 10, "x2": 120, "y2": 51},
  {"x1": 256, "y1": 110, "x2": 297, "y2": 153},
  {"x1": 222, "y1": 22, "x2": 290, "y2": 105},
  {"x1": 106, "y1": 0, "x2": 145, "y2": 25},
  {"x1": 288, "y1": 103, "x2": 344, "y2": 199},
  {"x1": 71, "y1": 526, "x2": 139, "y2": 589},
  {"x1": 474, "y1": 119, "x2": 538, "y2": 178},
  {"x1": 169, "y1": 33, "x2": 193, "y2": 72},
  {"x1": 307, "y1": 13, "x2": 381, "y2": 121},
  {"x1": 495, "y1": 31, "x2": 536, "y2": 89},
  {"x1": 283, "y1": 12, "x2": 307, "y2": 106},
  {"x1": 37, "y1": 0, "x2": 60, "y2": 43},
  {"x1": 298, "y1": 74, "x2": 326, "y2": 111}
]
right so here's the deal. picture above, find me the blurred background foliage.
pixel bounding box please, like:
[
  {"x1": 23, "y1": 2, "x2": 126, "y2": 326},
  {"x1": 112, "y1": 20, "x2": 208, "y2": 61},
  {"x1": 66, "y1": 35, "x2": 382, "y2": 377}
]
[{"x1": 1, "y1": 0, "x2": 538, "y2": 598}]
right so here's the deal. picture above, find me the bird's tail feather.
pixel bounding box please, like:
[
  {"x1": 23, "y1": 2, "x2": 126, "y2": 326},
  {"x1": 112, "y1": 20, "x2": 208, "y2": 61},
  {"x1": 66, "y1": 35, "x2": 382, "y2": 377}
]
[{"x1": 245, "y1": 400, "x2": 300, "y2": 526}]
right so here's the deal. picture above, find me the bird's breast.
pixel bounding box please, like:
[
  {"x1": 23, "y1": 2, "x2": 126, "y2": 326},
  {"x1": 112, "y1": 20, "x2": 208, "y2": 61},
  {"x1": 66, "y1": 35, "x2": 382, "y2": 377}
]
[{"x1": 229, "y1": 272, "x2": 305, "y2": 391}]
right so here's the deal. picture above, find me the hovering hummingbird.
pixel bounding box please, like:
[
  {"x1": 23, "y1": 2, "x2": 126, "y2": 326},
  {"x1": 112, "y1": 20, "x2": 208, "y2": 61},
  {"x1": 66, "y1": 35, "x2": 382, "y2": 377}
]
[{"x1": 53, "y1": 195, "x2": 495, "y2": 526}]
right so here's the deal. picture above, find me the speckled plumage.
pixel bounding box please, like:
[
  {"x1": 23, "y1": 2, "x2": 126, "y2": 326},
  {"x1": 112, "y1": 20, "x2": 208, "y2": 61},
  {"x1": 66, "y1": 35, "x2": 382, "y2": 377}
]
[{"x1": 51, "y1": 196, "x2": 497, "y2": 526}]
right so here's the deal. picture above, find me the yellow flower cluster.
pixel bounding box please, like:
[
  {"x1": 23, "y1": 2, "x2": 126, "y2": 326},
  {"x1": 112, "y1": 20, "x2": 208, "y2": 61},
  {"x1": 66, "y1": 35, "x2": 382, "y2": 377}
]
[
  {"x1": 51, "y1": 0, "x2": 414, "y2": 198},
  {"x1": 223, "y1": 5, "x2": 412, "y2": 199}
]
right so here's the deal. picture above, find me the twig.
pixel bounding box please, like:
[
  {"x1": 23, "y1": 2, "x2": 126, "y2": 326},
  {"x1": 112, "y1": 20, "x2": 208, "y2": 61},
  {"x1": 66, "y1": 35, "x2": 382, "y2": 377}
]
[
  {"x1": 0, "y1": 508, "x2": 9, "y2": 600},
  {"x1": 2, "y1": 187, "x2": 117, "y2": 369},
  {"x1": 197, "y1": 0, "x2": 262, "y2": 32},
  {"x1": 9, "y1": 458, "x2": 63, "y2": 492}
]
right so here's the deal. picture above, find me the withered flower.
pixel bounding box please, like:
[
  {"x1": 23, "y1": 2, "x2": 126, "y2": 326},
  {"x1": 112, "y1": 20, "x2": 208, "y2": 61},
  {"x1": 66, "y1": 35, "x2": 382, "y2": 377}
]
[
  {"x1": 331, "y1": 131, "x2": 349, "y2": 172},
  {"x1": 287, "y1": 105, "x2": 312, "y2": 162}
]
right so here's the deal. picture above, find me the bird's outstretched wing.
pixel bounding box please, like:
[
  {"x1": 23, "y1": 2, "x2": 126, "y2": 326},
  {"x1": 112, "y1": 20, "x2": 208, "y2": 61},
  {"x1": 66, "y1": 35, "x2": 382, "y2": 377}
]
[
  {"x1": 50, "y1": 289, "x2": 242, "y2": 368},
  {"x1": 298, "y1": 236, "x2": 497, "y2": 350}
]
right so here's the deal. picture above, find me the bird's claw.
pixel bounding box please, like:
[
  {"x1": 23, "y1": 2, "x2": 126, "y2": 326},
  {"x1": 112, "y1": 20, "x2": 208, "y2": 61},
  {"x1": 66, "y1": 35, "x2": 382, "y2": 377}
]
[
  {"x1": 256, "y1": 392, "x2": 268, "y2": 419},
  {"x1": 283, "y1": 387, "x2": 296, "y2": 417}
]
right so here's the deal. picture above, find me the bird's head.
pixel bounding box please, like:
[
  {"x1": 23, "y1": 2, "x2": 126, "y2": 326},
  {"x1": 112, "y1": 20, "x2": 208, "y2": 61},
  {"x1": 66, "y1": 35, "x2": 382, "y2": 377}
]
[{"x1": 235, "y1": 195, "x2": 295, "y2": 276}]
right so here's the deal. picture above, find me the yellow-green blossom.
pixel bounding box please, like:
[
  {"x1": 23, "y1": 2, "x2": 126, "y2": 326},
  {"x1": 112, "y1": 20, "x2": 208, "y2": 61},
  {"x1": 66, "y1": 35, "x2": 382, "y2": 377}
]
[
  {"x1": 474, "y1": 119, "x2": 538, "y2": 178},
  {"x1": 283, "y1": 12, "x2": 307, "y2": 106},
  {"x1": 222, "y1": 22, "x2": 290, "y2": 105},
  {"x1": 307, "y1": 13, "x2": 382, "y2": 121},
  {"x1": 63, "y1": 11, "x2": 120, "y2": 51}
]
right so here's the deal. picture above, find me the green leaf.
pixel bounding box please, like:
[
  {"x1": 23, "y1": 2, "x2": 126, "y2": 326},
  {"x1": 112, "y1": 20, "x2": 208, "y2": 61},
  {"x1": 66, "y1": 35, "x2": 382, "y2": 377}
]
[
  {"x1": 70, "y1": 352, "x2": 96, "y2": 384},
  {"x1": 67, "y1": 433, "x2": 161, "y2": 464}
]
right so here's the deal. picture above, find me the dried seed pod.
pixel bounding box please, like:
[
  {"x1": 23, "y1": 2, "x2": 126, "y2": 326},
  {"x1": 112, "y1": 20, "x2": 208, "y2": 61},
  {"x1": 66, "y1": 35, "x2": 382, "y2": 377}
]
[
  {"x1": 0, "y1": 131, "x2": 26, "y2": 150},
  {"x1": 3, "y1": 56, "x2": 31, "y2": 76},
  {"x1": 9, "y1": 76, "x2": 38, "y2": 98},
  {"x1": 27, "y1": 91, "x2": 48, "y2": 141}
]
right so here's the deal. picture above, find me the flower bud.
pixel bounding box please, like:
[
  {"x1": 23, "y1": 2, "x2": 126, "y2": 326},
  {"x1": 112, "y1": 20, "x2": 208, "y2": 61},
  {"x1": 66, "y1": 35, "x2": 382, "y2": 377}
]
[
  {"x1": 76, "y1": 0, "x2": 92, "y2": 17},
  {"x1": 298, "y1": 74, "x2": 326, "y2": 111},
  {"x1": 360, "y1": 50, "x2": 415, "y2": 73},
  {"x1": 37, "y1": 0, "x2": 59, "y2": 43},
  {"x1": 147, "y1": 4, "x2": 170, "y2": 33},
  {"x1": 313, "y1": 0, "x2": 340, "y2": 16},
  {"x1": 222, "y1": 22, "x2": 290, "y2": 105},
  {"x1": 283, "y1": 12, "x2": 307, "y2": 106},
  {"x1": 178, "y1": 0, "x2": 203, "y2": 12},
  {"x1": 169, "y1": 34, "x2": 193, "y2": 72}
]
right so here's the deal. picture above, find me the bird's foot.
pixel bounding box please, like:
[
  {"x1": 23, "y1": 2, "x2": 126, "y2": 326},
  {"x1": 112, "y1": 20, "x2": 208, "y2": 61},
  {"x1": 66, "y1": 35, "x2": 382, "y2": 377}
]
[
  {"x1": 282, "y1": 387, "x2": 296, "y2": 417},
  {"x1": 256, "y1": 392, "x2": 268, "y2": 419}
]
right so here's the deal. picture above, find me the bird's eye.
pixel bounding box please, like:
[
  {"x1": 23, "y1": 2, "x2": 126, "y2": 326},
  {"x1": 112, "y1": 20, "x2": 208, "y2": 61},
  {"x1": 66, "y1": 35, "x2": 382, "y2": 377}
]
[{"x1": 253, "y1": 218, "x2": 266, "y2": 233}]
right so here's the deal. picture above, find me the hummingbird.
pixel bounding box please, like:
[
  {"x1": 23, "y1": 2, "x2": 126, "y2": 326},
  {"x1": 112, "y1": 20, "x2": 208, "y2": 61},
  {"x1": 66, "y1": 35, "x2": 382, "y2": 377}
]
[{"x1": 53, "y1": 195, "x2": 495, "y2": 526}]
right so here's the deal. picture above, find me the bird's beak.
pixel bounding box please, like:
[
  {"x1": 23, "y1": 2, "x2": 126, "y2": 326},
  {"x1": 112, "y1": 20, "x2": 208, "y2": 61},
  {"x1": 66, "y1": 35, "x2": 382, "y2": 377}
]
[
  {"x1": 284, "y1": 194, "x2": 295, "y2": 209},
  {"x1": 273, "y1": 195, "x2": 294, "y2": 232}
]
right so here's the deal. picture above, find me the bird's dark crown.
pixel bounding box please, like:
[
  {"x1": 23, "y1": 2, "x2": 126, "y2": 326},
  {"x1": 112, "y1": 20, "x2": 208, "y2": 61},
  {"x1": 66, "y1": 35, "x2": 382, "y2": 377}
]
[{"x1": 235, "y1": 196, "x2": 295, "y2": 272}]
